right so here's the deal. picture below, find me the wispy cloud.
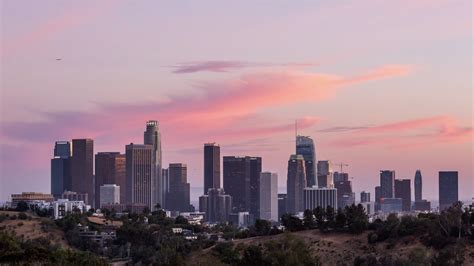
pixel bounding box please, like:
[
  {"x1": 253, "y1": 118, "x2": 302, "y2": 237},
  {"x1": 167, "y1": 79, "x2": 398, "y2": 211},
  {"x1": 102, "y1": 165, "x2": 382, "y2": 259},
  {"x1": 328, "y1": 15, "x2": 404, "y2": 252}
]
[{"x1": 171, "y1": 60, "x2": 315, "y2": 74}]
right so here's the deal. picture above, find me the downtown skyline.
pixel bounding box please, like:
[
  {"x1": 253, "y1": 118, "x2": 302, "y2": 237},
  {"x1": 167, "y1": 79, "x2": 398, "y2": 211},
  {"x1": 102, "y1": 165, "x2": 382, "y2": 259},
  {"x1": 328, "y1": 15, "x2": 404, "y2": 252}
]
[{"x1": 1, "y1": 1, "x2": 473, "y2": 202}]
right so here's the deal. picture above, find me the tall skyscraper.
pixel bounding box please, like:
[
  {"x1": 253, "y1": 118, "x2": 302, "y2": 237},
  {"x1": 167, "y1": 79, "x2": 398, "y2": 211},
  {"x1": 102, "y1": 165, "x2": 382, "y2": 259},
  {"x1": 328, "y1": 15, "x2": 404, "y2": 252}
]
[
  {"x1": 259, "y1": 172, "x2": 278, "y2": 221},
  {"x1": 125, "y1": 143, "x2": 154, "y2": 209},
  {"x1": 204, "y1": 143, "x2": 220, "y2": 193},
  {"x1": 296, "y1": 135, "x2": 317, "y2": 187},
  {"x1": 70, "y1": 139, "x2": 94, "y2": 207},
  {"x1": 414, "y1": 170, "x2": 422, "y2": 202},
  {"x1": 95, "y1": 152, "x2": 126, "y2": 208},
  {"x1": 278, "y1": 193, "x2": 287, "y2": 218},
  {"x1": 51, "y1": 141, "x2": 72, "y2": 198},
  {"x1": 223, "y1": 156, "x2": 262, "y2": 218},
  {"x1": 317, "y1": 160, "x2": 334, "y2": 188},
  {"x1": 287, "y1": 154, "x2": 306, "y2": 214},
  {"x1": 199, "y1": 188, "x2": 232, "y2": 223},
  {"x1": 439, "y1": 171, "x2": 458, "y2": 211},
  {"x1": 334, "y1": 179, "x2": 354, "y2": 208},
  {"x1": 166, "y1": 163, "x2": 191, "y2": 212},
  {"x1": 375, "y1": 186, "x2": 381, "y2": 212},
  {"x1": 143, "y1": 121, "x2": 163, "y2": 208},
  {"x1": 162, "y1": 168, "x2": 169, "y2": 208},
  {"x1": 303, "y1": 187, "x2": 337, "y2": 210},
  {"x1": 395, "y1": 179, "x2": 411, "y2": 212},
  {"x1": 360, "y1": 191, "x2": 370, "y2": 203},
  {"x1": 380, "y1": 170, "x2": 395, "y2": 199}
]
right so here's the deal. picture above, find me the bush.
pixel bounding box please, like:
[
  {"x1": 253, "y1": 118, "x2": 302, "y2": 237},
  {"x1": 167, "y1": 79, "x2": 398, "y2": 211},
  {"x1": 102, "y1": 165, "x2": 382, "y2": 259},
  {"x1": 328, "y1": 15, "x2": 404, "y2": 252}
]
[
  {"x1": 17, "y1": 222, "x2": 24, "y2": 227},
  {"x1": 18, "y1": 213, "x2": 28, "y2": 220},
  {"x1": 367, "y1": 232, "x2": 378, "y2": 244}
]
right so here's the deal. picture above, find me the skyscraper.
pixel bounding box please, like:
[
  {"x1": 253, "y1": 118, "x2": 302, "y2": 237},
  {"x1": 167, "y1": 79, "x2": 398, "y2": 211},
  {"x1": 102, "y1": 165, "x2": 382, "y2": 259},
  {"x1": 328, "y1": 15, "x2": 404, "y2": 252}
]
[
  {"x1": 95, "y1": 152, "x2": 126, "y2": 207},
  {"x1": 375, "y1": 186, "x2": 381, "y2": 212},
  {"x1": 334, "y1": 179, "x2": 354, "y2": 208},
  {"x1": 223, "y1": 156, "x2": 262, "y2": 217},
  {"x1": 414, "y1": 170, "x2": 422, "y2": 202},
  {"x1": 70, "y1": 139, "x2": 94, "y2": 207},
  {"x1": 296, "y1": 135, "x2": 317, "y2": 187},
  {"x1": 360, "y1": 191, "x2": 370, "y2": 203},
  {"x1": 199, "y1": 188, "x2": 232, "y2": 223},
  {"x1": 317, "y1": 160, "x2": 333, "y2": 188},
  {"x1": 259, "y1": 172, "x2": 278, "y2": 221},
  {"x1": 125, "y1": 143, "x2": 154, "y2": 209},
  {"x1": 51, "y1": 141, "x2": 72, "y2": 198},
  {"x1": 287, "y1": 154, "x2": 306, "y2": 214},
  {"x1": 204, "y1": 143, "x2": 220, "y2": 193},
  {"x1": 143, "y1": 121, "x2": 163, "y2": 208},
  {"x1": 166, "y1": 163, "x2": 191, "y2": 212},
  {"x1": 395, "y1": 179, "x2": 411, "y2": 212},
  {"x1": 439, "y1": 171, "x2": 458, "y2": 211},
  {"x1": 380, "y1": 170, "x2": 395, "y2": 199}
]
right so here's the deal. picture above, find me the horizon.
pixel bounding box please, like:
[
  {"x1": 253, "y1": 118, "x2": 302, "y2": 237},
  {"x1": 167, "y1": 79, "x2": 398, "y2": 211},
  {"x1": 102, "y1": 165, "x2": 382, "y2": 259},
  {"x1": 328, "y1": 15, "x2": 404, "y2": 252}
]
[{"x1": 1, "y1": 1, "x2": 473, "y2": 201}]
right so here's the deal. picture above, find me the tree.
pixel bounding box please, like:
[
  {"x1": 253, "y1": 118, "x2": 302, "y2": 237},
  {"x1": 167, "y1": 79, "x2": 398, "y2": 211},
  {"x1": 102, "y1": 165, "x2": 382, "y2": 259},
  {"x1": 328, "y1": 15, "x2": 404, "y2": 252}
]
[
  {"x1": 240, "y1": 245, "x2": 266, "y2": 266},
  {"x1": 281, "y1": 214, "x2": 304, "y2": 232},
  {"x1": 175, "y1": 216, "x2": 188, "y2": 225},
  {"x1": 335, "y1": 208, "x2": 346, "y2": 230},
  {"x1": 303, "y1": 210, "x2": 315, "y2": 229},
  {"x1": 325, "y1": 206, "x2": 335, "y2": 228},
  {"x1": 15, "y1": 201, "x2": 28, "y2": 212},
  {"x1": 345, "y1": 204, "x2": 368, "y2": 234},
  {"x1": 313, "y1": 207, "x2": 326, "y2": 231}
]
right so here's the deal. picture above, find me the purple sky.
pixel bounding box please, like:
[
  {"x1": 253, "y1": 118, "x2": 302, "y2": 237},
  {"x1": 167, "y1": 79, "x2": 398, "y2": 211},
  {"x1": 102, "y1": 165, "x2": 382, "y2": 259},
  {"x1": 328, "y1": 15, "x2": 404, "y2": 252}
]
[{"x1": 1, "y1": 0, "x2": 472, "y2": 202}]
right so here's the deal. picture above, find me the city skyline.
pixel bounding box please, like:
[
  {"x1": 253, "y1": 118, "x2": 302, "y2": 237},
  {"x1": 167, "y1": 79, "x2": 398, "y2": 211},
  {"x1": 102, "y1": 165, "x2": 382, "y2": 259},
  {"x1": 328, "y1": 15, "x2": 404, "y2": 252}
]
[{"x1": 1, "y1": 1, "x2": 473, "y2": 202}]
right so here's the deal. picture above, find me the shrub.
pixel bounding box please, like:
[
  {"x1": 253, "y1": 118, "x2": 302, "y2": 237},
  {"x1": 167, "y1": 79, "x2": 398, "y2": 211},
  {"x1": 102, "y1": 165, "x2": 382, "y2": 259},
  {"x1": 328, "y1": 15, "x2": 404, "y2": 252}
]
[
  {"x1": 18, "y1": 213, "x2": 28, "y2": 220},
  {"x1": 17, "y1": 222, "x2": 24, "y2": 227},
  {"x1": 367, "y1": 232, "x2": 378, "y2": 244}
]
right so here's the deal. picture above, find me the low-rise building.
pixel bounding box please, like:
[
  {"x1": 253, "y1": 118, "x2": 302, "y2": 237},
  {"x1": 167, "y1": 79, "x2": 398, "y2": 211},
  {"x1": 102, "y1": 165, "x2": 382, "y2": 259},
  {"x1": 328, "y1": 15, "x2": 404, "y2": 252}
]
[
  {"x1": 380, "y1": 198, "x2": 403, "y2": 214},
  {"x1": 10, "y1": 192, "x2": 54, "y2": 209},
  {"x1": 53, "y1": 199, "x2": 90, "y2": 219}
]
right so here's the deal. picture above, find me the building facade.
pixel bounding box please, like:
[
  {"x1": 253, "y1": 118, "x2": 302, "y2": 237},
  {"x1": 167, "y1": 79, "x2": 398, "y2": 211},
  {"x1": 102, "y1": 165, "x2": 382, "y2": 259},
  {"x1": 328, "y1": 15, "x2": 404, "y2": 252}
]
[
  {"x1": 414, "y1": 170, "x2": 422, "y2": 202},
  {"x1": 51, "y1": 141, "x2": 72, "y2": 198},
  {"x1": 395, "y1": 179, "x2": 411, "y2": 212},
  {"x1": 99, "y1": 184, "x2": 120, "y2": 208},
  {"x1": 317, "y1": 160, "x2": 333, "y2": 188},
  {"x1": 334, "y1": 180, "x2": 354, "y2": 209},
  {"x1": 71, "y1": 139, "x2": 94, "y2": 207},
  {"x1": 380, "y1": 198, "x2": 402, "y2": 213},
  {"x1": 287, "y1": 154, "x2": 306, "y2": 214},
  {"x1": 380, "y1": 170, "x2": 395, "y2": 199},
  {"x1": 199, "y1": 188, "x2": 232, "y2": 223},
  {"x1": 303, "y1": 187, "x2": 337, "y2": 211},
  {"x1": 439, "y1": 171, "x2": 458, "y2": 211},
  {"x1": 143, "y1": 121, "x2": 163, "y2": 209},
  {"x1": 296, "y1": 135, "x2": 317, "y2": 187},
  {"x1": 166, "y1": 163, "x2": 191, "y2": 212},
  {"x1": 125, "y1": 143, "x2": 154, "y2": 209},
  {"x1": 259, "y1": 172, "x2": 278, "y2": 222},
  {"x1": 360, "y1": 191, "x2": 370, "y2": 203},
  {"x1": 204, "y1": 143, "x2": 220, "y2": 194},
  {"x1": 95, "y1": 152, "x2": 126, "y2": 208}
]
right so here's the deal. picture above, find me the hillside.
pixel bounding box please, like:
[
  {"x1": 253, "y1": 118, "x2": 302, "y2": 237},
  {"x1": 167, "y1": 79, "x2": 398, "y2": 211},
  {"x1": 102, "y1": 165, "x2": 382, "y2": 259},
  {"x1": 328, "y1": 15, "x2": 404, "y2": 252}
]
[{"x1": 189, "y1": 229, "x2": 474, "y2": 265}]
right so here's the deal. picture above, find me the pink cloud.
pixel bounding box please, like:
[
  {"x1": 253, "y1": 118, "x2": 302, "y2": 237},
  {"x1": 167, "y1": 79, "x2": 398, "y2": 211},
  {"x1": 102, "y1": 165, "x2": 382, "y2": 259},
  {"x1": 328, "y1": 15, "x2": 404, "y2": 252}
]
[{"x1": 171, "y1": 61, "x2": 316, "y2": 73}]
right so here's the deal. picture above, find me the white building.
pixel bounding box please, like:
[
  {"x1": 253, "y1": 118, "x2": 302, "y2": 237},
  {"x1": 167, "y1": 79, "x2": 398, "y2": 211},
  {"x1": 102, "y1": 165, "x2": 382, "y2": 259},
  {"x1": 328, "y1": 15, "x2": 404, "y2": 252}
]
[
  {"x1": 53, "y1": 199, "x2": 90, "y2": 219},
  {"x1": 259, "y1": 172, "x2": 278, "y2": 222},
  {"x1": 303, "y1": 187, "x2": 337, "y2": 210},
  {"x1": 100, "y1": 184, "x2": 120, "y2": 208},
  {"x1": 360, "y1": 202, "x2": 375, "y2": 215}
]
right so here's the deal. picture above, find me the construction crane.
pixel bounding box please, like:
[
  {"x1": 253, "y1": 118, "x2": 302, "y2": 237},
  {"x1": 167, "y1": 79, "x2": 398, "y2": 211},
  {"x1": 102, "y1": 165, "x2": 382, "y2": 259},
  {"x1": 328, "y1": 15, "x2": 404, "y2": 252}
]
[{"x1": 334, "y1": 163, "x2": 349, "y2": 173}]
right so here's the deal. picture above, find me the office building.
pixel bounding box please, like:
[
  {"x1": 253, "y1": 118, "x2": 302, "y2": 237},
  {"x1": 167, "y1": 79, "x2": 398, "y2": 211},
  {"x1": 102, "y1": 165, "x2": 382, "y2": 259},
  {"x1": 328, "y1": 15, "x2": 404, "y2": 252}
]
[
  {"x1": 95, "y1": 152, "x2": 125, "y2": 208},
  {"x1": 439, "y1": 171, "x2": 458, "y2": 210},
  {"x1": 360, "y1": 202, "x2": 374, "y2": 215},
  {"x1": 334, "y1": 172, "x2": 349, "y2": 182},
  {"x1": 414, "y1": 170, "x2": 422, "y2": 202},
  {"x1": 229, "y1": 212, "x2": 252, "y2": 228},
  {"x1": 361, "y1": 191, "x2": 370, "y2": 203},
  {"x1": 334, "y1": 180, "x2": 354, "y2": 208},
  {"x1": 54, "y1": 141, "x2": 71, "y2": 158},
  {"x1": 380, "y1": 198, "x2": 403, "y2": 213},
  {"x1": 287, "y1": 154, "x2": 306, "y2": 214},
  {"x1": 395, "y1": 179, "x2": 411, "y2": 212},
  {"x1": 259, "y1": 172, "x2": 278, "y2": 221},
  {"x1": 223, "y1": 156, "x2": 261, "y2": 217},
  {"x1": 303, "y1": 187, "x2": 337, "y2": 211},
  {"x1": 144, "y1": 120, "x2": 163, "y2": 208},
  {"x1": 278, "y1": 193, "x2": 287, "y2": 218},
  {"x1": 10, "y1": 192, "x2": 54, "y2": 209},
  {"x1": 204, "y1": 143, "x2": 220, "y2": 193},
  {"x1": 51, "y1": 141, "x2": 72, "y2": 198},
  {"x1": 162, "y1": 168, "x2": 169, "y2": 208},
  {"x1": 99, "y1": 184, "x2": 120, "y2": 208},
  {"x1": 414, "y1": 200, "x2": 431, "y2": 211},
  {"x1": 126, "y1": 143, "x2": 154, "y2": 209},
  {"x1": 53, "y1": 199, "x2": 90, "y2": 220},
  {"x1": 375, "y1": 186, "x2": 381, "y2": 212},
  {"x1": 199, "y1": 188, "x2": 232, "y2": 223},
  {"x1": 296, "y1": 135, "x2": 317, "y2": 187},
  {"x1": 166, "y1": 163, "x2": 191, "y2": 212},
  {"x1": 380, "y1": 170, "x2": 395, "y2": 199},
  {"x1": 61, "y1": 191, "x2": 88, "y2": 204},
  {"x1": 71, "y1": 139, "x2": 94, "y2": 207},
  {"x1": 317, "y1": 160, "x2": 333, "y2": 188}
]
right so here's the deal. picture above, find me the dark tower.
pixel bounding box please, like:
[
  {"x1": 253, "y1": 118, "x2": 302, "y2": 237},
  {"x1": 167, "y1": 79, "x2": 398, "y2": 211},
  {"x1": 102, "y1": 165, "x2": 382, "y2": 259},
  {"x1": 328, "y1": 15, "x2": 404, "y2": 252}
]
[
  {"x1": 71, "y1": 139, "x2": 94, "y2": 207},
  {"x1": 204, "y1": 143, "x2": 220, "y2": 193}
]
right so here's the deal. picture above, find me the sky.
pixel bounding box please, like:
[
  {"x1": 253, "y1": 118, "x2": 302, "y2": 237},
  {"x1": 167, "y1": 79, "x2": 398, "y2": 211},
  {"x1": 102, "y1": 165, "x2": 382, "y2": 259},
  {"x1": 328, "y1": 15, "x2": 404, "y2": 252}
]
[{"x1": 1, "y1": 0, "x2": 473, "y2": 203}]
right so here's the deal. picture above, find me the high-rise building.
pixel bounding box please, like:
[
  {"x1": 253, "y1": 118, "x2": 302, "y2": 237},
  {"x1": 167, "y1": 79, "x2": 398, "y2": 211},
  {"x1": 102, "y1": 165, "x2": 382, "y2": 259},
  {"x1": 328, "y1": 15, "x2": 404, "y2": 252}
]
[
  {"x1": 380, "y1": 170, "x2": 395, "y2": 199},
  {"x1": 334, "y1": 180, "x2": 354, "y2": 209},
  {"x1": 99, "y1": 184, "x2": 120, "y2": 208},
  {"x1": 125, "y1": 143, "x2": 154, "y2": 209},
  {"x1": 259, "y1": 172, "x2": 278, "y2": 221},
  {"x1": 380, "y1": 198, "x2": 403, "y2": 213},
  {"x1": 199, "y1": 188, "x2": 232, "y2": 223},
  {"x1": 166, "y1": 163, "x2": 191, "y2": 212},
  {"x1": 360, "y1": 191, "x2": 370, "y2": 203},
  {"x1": 162, "y1": 168, "x2": 169, "y2": 208},
  {"x1": 95, "y1": 152, "x2": 126, "y2": 208},
  {"x1": 287, "y1": 154, "x2": 306, "y2": 214},
  {"x1": 375, "y1": 186, "x2": 381, "y2": 212},
  {"x1": 204, "y1": 143, "x2": 220, "y2": 193},
  {"x1": 317, "y1": 160, "x2": 333, "y2": 188},
  {"x1": 333, "y1": 172, "x2": 349, "y2": 182},
  {"x1": 143, "y1": 121, "x2": 163, "y2": 208},
  {"x1": 414, "y1": 170, "x2": 422, "y2": 202},
  {"x1": 395, "y1": 179, "x2": 411, "y2": 212},
  {"x1": 51, "y1": 141, "x2": 72, "y2": 198},
  {"x1": 278, "y1": 193, "x2": 287, "y2": 219},
  {"x1": 223, "y1": 156, "x2": 262, "y2": 217},
  {"x1": 439, "y1": 171, "x2": 458, "y2": 211},
  {"x1": 71, "y1": 139, "x2": 94, "y2": 207},
  {"x1": 296, "y1": 136, "x2": 317, "y2": 187},
  {"x1": 303, "y1": 187, "x2": 337, "y2": 211}
]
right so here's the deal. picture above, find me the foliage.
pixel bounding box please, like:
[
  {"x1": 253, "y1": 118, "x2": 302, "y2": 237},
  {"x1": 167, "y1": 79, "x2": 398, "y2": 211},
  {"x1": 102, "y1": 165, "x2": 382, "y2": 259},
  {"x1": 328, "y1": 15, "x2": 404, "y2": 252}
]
[
  {"x1": 15, "y1": 201, "x2": 28, "y2": 212},
  {"x1": 18, "y1": 212, "x2": 28, "y2": 220},
  {"x1": 281, "y1": 213, "x2": 304, "y2": 231}
]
